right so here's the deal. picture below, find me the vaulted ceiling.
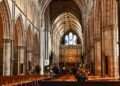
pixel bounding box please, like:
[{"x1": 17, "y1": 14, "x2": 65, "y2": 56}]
[
  {"x1": 39, "y1": 0, "x2": 95, "y2": 52},
  {"x1": 40, "y1": 0, "x2": 94, "y2": 16},
  {"x1": 40, "y1": 0, "x2": 95, "y2": 33}
]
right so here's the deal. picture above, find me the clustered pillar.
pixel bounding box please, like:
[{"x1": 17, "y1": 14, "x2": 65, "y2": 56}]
[
  {"x1": 26, "y1": 50, "x2": 32, "y2": 73},
  {"x1": 85, "y1": 0, "x2": 119, "y2": 78},
  {"x1": 18, "y1": 46, "x2": 25, "y2": 74},
  {"x1": 3, "y1": 39, "x2": 11, "y2": 76}
]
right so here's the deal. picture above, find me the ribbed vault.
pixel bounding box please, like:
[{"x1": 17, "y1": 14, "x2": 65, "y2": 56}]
[
  {"x1": 39, "y1": 0, "x2": 95, "y2": 66},
  {"x1": 51, "y1": 12, "x2": 84, "y2": 64},
  {"x1": 52, "y1": 12, "x2": 83, "y2": 49},
  {"x1": 40, "y1": 0, "x2": 94, "y2": 17}
]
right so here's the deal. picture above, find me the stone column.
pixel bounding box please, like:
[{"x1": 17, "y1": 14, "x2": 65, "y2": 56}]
[
  {"x1": 40, "y1": 30, "x2": 45, "y2": 75},
  {"x1": 44, "y1": 30, "x2": 49, "y2": 66},
  {"x1": 113, "y1": 0, "x2": 119, "y2": 78},
  {"x1": 103, "y1": 27, "x2": 114, "y2": 77},
  {"x1": 114, "y1": 0, "x2": 119, "y2": 79},
  {"x1": 18, "y1": 46, "x2": 25, "y2": 75},
  {"x1": 95, "y1": 41, "x2": 102, "y2": 76},
  {"x1": 3, "y1": 39, "x2": 11, "y2": 76},
  {"x1": 94, "y1": 0, "x2": 102, "y2": 76},
  {"x1": 27, "y1": 50, "x2": 32, "y2": 73}
]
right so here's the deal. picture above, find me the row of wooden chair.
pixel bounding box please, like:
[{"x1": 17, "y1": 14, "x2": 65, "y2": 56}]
[{"x1": 0, "y1": 75, "x2": 50, "y2": 85}]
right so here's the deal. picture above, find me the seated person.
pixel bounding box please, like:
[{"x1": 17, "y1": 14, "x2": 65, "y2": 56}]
[
  {"x1": 75, "y1": 68, "x2": 88, "y2": 82},
  {"x1": 52, "y1": 65, "x2": 60, "y2": 75}
]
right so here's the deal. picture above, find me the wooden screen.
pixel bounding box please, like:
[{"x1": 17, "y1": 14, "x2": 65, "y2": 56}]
[{"x1": 60, "y1": 45, "x2": 81, "y2": 64}]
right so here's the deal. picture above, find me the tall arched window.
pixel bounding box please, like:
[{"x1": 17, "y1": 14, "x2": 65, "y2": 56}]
[
  {"x1": 64, "y1": 32, "x2": 77, "y2": 45},
  {"x1": 65, "y1": 35, "x2": 69, "y2": 45}
]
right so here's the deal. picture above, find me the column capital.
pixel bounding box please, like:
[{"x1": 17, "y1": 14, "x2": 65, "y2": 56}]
[
  {"x1": 3, "y1": 39, "x2": 12, "y2": 43},
  {"x1": 102, "y1": 24, "x2": 114, "y2": 32},
  {"x1": 27, "y1": 49, "x2": 33, "y2": 53},
  {"x1": 16, "y1": 46, "x2": 25, "y2": 49}
]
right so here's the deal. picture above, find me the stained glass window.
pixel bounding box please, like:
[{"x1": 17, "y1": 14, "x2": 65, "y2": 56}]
[{"x1": 64, "y1": 32, "x2": 77, "y2": 45}]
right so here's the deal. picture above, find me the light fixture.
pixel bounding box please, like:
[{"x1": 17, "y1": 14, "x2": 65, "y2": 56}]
[{"x1": 0, "y1": 0, "x2": 3, "y2": 2}]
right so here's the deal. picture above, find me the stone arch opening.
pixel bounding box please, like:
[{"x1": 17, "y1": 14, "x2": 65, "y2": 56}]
[
  {"x1": 26, "y1": 25, "x2": 33, "y2": 73},
  {"x1": 40, "y1": 0, "x2": 94, "y2": 75},
  {"x1": 32, "y1": 33, "x2": 40, "y2": 74},
  {"x1": 51, "y1": 12, "x2": 83, "y2": 65},
  {"x1": 0, "y1": 0, "x2": 11, "y2": 76},
  {"x1": 59, "y1": 30, "x2": 82, "y2": 69},
  {"x1": 13, "y1": 16, "x2": 24, "y2": 75}
]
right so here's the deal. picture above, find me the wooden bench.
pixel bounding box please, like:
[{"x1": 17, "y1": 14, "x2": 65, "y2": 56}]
[{"x1": 0, "y1": 75, "x2": 50, "y2": 86}]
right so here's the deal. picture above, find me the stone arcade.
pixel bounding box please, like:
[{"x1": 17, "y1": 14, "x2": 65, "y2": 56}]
[{"x1": 0, "y1": 0, "x2": 120, "y2": 85}]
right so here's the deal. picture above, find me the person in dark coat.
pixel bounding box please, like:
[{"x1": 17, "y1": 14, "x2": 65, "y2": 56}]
[
  {"x1": 52, "y1": 65, "x2": 59, "y2": 75},
  {"x1": 75, "y1": 68, "x2": 87, "y2": 82}
]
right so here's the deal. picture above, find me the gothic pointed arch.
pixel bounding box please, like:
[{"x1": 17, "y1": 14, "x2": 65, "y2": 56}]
[
  {"x1": 32, "y1": 32, "x2": 40, "y2": 68},
  {"x1": 26, "y1": 25, "x2": 34, "y2": 72},
  {"x1": 0, "y1": 0, "x2": 11, "y2": 75},
  {"x1": 26, "y1": 25, "x2": 33, "y2": 50},
  {"x1": 14, "y1": 15, "x2": 24, "y2": 46},
  {"x1": 13, "y1": 15, "x2": 24, "y2": 75}
]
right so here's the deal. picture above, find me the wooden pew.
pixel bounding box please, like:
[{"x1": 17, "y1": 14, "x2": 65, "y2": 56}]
[{"x1": 0, "y1": 75, "x2": 50, "y2": 86}]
